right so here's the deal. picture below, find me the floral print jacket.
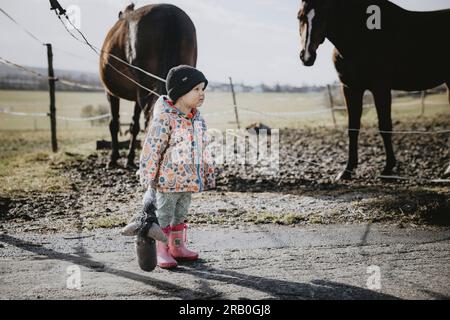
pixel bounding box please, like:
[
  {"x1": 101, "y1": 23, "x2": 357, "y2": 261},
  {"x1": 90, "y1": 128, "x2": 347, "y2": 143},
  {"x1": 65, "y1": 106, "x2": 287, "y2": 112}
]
[{"x1": 140, "y1": 96, "x2": 216, "y2": 193}]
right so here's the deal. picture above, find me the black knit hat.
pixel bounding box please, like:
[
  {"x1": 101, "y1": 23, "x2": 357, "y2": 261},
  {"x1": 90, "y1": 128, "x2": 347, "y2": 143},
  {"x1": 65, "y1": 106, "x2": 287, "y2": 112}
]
[{"x1": 166, "y1": 65, "x2": 208, "y2": 103}]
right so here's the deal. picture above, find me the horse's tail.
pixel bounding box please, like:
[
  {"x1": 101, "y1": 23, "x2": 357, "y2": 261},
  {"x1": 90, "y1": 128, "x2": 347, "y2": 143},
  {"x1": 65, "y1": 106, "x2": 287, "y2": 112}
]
[
  {"x1": 138, "y1": 5, "x2": 184, "y2": 129},
  {"x1": 158, "y1": 7, "x2": 179, "y2": 95},
  {"x1": 446, "y1": 81, "x2": 450, "y2": 107},
  {"x1": 157, "y1": 5, "x2": 197, "y2": 95},
  {"x1": 131, "y1": 4, "x2": 197, "y2": 126}
]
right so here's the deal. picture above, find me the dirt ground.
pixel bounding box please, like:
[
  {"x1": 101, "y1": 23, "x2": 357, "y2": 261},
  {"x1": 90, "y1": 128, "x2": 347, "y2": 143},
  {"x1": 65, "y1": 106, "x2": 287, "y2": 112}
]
[
  {"x1": 1, "y1": 116, "x2": 449, "y2": 234},
  {"x1": 0, "y1": 115, "x2": 449, "y2": 299}
]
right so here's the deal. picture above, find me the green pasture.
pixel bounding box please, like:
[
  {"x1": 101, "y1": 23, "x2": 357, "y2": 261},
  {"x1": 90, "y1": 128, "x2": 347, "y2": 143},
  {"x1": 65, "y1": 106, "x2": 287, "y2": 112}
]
[
  {"x1": 0, "y1": 89, "x2": 448, "y2": 197},
  {"x1": 0, "y1": 89, "x2": 448, "y2": 131}
]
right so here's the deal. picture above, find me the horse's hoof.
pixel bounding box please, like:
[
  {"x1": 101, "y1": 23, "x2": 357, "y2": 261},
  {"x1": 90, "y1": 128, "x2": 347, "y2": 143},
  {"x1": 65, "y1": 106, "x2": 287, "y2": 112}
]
[
  {"x1": 443, "y1": 164, "x2": 450, "y2": 178},
  {"x1": 126, "y1": 161, "x2": 138, "y2": 170},
  {"x1": 381, "y1": 162, "x2": 399, "y2": 177},
  {"x1": 335, "y1": 169, "x2": 353, "y2": 181},
  {"x1": 107, "y1": 161, "x2": 120, "y2": 169}
]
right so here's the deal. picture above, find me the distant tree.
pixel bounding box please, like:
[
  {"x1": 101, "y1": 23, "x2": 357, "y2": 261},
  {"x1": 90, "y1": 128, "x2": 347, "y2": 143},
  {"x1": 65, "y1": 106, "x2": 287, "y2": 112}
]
[{"x1": 274, "y1": 83, "x2": 281, "y2": 93}]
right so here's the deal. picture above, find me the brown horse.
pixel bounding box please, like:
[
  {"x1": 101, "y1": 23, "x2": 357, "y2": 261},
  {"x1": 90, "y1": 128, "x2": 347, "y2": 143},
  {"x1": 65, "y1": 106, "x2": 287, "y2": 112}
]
[
  {"x1": 100, "y1": 3, "x2": 197, "y2": 168},
  {"x1": 297, "y1": 0, "x2": 450, "y2": 180}
]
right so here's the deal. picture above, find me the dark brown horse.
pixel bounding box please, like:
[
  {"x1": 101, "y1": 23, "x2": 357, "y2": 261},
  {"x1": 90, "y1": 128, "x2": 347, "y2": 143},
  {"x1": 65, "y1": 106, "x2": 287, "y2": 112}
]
[
  {"x1": 100, "y1": 3, "x2": 197, "y2": 168},
  {"x1": 297, "y1": 0, "x2": 450, "y2": 180}
]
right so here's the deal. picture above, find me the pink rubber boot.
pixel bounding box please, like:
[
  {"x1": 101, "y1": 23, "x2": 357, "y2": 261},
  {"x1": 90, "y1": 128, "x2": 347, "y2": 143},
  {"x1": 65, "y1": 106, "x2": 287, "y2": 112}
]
[
  {"x1": 156, "y1": 226, "x2": 177, "y2": 269},
  {"x1": 168, "y1": 223, "x2": 198, "y2": 261}
]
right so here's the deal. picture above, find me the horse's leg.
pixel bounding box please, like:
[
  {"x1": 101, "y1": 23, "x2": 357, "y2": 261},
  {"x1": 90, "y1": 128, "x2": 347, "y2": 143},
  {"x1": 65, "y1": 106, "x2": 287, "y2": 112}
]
[
  {"x1": 126, "y1": 101, "x2": 142, "y2": 169},
  {"x1": 142, "y1": 79, "x2": 164, "y2": 131},
  {"x1": 445, "y1": 164, "x2": 450, "y2": 178},
  {"x1": 107, "y1": 93, "x2": 120, "y2": 168},
  {"x1": 336, "y1": 86, "x2": 364, "y2": 181},
  {"x1": 372, "y1": 88, "x2": 396, "y2": 176},
  {"x1": 143, "y1": 93, "x2": 159, "y2": 131},
  {"x1": 127, "y1": 84, "x2": 159, "y2": 170},
  {"x1": 447, "y1": 82, "x2": 450, "y2": 106},
  {"x1": 444, "y1": 82, "x2": 450, "y2": 178}
]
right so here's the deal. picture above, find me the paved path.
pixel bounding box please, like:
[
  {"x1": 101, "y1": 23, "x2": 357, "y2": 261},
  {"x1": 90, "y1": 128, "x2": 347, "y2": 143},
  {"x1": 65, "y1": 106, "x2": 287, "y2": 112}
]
[{"x1": 1, "y1": 224, "x2": 449, "y2": 299}]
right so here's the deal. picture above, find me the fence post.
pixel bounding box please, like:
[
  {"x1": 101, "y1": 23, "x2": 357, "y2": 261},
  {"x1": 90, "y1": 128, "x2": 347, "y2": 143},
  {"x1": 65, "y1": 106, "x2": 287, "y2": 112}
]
[
  {"x1": 420, "y1": 90, "x2": 426, "y2": 116},
  {"x1": 46, "y1": 43, "x2": 58, "y2": 152},
  {"x1": 327, "y1": 84, "x2": 337, "y2": 127},
  {"x1": 229, "y1": 77, "x2": 241, "y2": 129}
]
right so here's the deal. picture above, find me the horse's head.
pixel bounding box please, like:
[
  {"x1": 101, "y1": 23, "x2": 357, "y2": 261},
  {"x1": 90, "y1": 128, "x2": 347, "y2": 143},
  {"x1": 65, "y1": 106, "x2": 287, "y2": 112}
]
[{"x1": 298, "y1": 0, "x2": 331, "y2": 66}]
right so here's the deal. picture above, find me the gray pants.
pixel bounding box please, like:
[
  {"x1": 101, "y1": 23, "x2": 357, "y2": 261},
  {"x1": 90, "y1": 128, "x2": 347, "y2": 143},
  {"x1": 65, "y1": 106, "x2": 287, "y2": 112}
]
[{"x1": 155, "y1": 192, "x2": 192, "y2": 228}]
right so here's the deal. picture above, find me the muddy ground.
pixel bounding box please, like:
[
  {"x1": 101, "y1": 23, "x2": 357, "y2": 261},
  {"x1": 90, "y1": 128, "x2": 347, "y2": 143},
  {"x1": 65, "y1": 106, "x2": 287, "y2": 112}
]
[
  {"x1": 1, "y1": 116, "x2": 449, "y2": 234},
  {"x1": 1, "y1": 116, "x2": 450, "y2": 300}
]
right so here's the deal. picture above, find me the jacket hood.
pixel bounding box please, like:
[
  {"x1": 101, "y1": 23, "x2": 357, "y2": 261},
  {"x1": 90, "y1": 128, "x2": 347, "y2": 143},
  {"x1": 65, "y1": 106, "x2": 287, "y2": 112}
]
[{"x1": 157, "y1": 95, "x2": 201, "y2": 121}]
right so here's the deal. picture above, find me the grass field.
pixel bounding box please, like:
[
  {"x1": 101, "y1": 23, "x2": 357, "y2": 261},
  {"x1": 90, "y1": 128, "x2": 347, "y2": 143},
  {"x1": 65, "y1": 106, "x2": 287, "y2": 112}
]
[
  {"x1": 1, "y1": 89, "x2": 448, "y2": 197},
  {"x1": 0, "y1": 89, "x2": 449, "y2": 131},
  {"x1": 0, "y1": 128, "x2": 107, "y2": 196}
]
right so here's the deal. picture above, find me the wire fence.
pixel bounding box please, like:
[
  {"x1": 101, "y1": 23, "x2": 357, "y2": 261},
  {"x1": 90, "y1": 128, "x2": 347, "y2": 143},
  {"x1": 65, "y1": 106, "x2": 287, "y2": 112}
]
[
  {"x1": 0, "y1": 2, "x2": 448, "y2": 185},
  {"x1": 1, "y1": 4, "x2": 448, "y2": 131},
  {"x1": 201, "y1": 86, "x2": 449, "y2": 133},
  {"x1": 1, "y1": 56, "x2": 448, "y2": 132},
  {"x1": 0, "y1": 5, "x2": 449, "y2": 143}
]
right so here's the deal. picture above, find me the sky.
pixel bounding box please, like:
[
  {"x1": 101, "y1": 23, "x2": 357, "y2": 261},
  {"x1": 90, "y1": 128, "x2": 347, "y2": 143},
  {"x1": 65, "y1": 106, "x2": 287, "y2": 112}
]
[{"x1": 0, "y1": 0, "x2": 449, "y2": 86}]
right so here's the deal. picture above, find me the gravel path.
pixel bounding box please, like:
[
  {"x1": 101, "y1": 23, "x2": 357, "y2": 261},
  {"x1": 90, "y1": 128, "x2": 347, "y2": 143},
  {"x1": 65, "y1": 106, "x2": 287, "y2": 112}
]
[{"x1": 1, "y1": 224, "x2": 449, "y2": 299}]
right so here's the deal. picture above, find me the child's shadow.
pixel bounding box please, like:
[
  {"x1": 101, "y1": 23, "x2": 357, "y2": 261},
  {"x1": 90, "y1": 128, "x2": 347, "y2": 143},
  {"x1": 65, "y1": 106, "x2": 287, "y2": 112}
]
[{"x1": 173, "y1": 259, "x2": 400, "y2": 300}]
